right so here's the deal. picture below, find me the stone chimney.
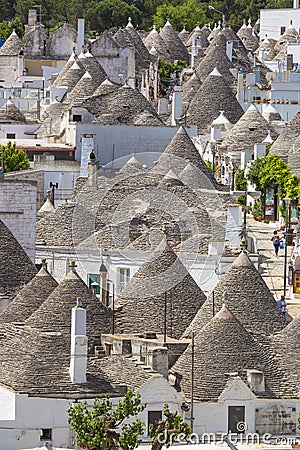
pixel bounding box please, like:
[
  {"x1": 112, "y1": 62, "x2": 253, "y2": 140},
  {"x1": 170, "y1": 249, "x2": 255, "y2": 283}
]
[
  {"x1": 87, "y1": 151, "x2": 99, "y2": 188},
  {"x1": 80, "y1": 133, "x2": 95, "y2": 176},
  {"x1": 171, "y1": 86, "x2": 183, "y2": 126},
  {"x1": 149, "y1": 347, "x2": 168, "y2": 378},
  {"x1": 246, "y1": 369, "x2": 265, "y2": 393},
  {"x1": 69, "y1": 298, "x2": 88, "y2": 384},
  {"x1": 28, "y1": 9, "x2": 37, "y2": 26}
]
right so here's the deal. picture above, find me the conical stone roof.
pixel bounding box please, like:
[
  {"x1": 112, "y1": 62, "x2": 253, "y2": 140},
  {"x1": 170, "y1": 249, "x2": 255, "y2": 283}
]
[
  {"x1": 144, "y1": 26, "x2": 172, "y2": 62},
  {"x1": 222, "y1": 104, "x2": 278, "y2": 153},
  {"x1": 119, "y1": 155, "x2": 146, "y2": 176},
  {"x1": 78, "y1": 50, "x2": 107, "y2": 85},
  {"x1": 159, "y1": 21, "x2": 189, "y2": 63},
  {"x1": 83, "y1": 83, "x2": 164, "y2": 126},
  {"x1": 196, "y1": 38, "x2": 235, "y2": 86},
  {"x1": 51, "y1": 51, "x2": 76, "y2": 88},
  {"x1": 56, "y1": 60, "x2": 85, "y2": 92},
  {"x1": 0, "y1": 266, "x2": 58, "y2": 325},
  {"x1": 288, "y1": 134, "x2": 300, "y2": 172},
  {"x1": 186, "y1": 25, "x2": 209, "y2": 49},
  {"x1": 255, "y1": 37, "x2": 277, "y2": 61},
  {"x1": 183, "y1": 251, "x2": 290, "y2": 339},
  {"x1": 0, "y1": 99, "x2": 26, "y2": 123},
  {"x1": 270, "y1": 315, "x2": 300, "y2": 390},
  {"x1": 152, "y1": 126, "x2": 222, "y2": 189},
  {"x1": 182, "y1": 72, "x2": 202, "y2": 104},
  {"x1": 172, "y1": 304, "x2": 284, "y2": 401},
  {"x1": 237, "y1": 22, "x2": 259, "y2": 52},
  {"x1": 269, "y1": 111, "x2": 300, "y2": 162},
  {"x1": 178, "y1": 27, "x2": 190, "y2": 44},
  {"x1": 25, "y1": 268, "x2": 112, "y2": 347},
  {"x1": 65, "y1": 71, "x2": 100, "y2": 107},
  {"x1": 115, "y1": 239, "x2": 206, "y2": 338},
  {"x1": 188, "y1": 69, "x2": 243, "y2": 133},
  {"x1": 0, "y1": 30, "x2": 22, "y2": 56},
  {"x1": 0, "y1": 219, "x2": 37, "y2": 308},
  {"x1": 208, "y1": 23, "x2": 222, "y2": 42}
]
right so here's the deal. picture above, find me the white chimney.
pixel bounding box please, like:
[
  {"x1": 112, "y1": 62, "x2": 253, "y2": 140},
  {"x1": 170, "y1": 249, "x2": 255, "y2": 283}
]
[
  {"x1": 259, "y1": 48, "x2": 265, "y2": 64},
  {"x1": 77, "y1": 19, "x2": 85, "y2": 55},
  {"x1": 80, "y1": 133, "x2": 95, "y2": 176},
  {"x1": 158, "y1": 97, "x2": 168, "y2": 115},
  {"x1": 294, "y1": 0, "x2": 299, "y2": 8},
  {"x1": 237, "y1": 69, "x2": 244, "y2": 102},
  {"x1": 191, "y1": 35, "x2": 196, "y2": 67},
  {"x1": 226, "y1": 41, "x2": 233, "y2": 62},
  {"x1": 70, "y1": 299, "x2": 88, "y2": 384},
  {"x1": 127, "y1": 46, "x2": 135, "y2": 88},
  {"x1": 240, "y1": 149, "x2": 252, "y2": 169},
  {"x1": 211, "y1": 126, "x2": 222, "y2": 141},
  {"x1": 171, "y1": 86, "x2": 183, "y2": 126},
  {"x1": 246, "y1": 369, "x2": 265, "y2": 393},
  {"x1": 254, "y1": 143, "x2": 266, "y2": 159},
  {"x1": 17, "y1": 54, "x2": 24, "y2": 78}
]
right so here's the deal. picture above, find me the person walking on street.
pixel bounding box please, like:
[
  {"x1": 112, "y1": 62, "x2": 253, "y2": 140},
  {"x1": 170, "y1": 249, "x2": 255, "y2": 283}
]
[
  {"x1": 277, "y1": 294, "x2": 287, "y2": 318},
  {"x1": 271, "y1": 231, "x2": 281, "y2": 257}
]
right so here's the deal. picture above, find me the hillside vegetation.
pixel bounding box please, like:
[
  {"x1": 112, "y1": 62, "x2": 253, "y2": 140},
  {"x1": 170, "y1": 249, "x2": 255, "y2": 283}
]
[{"x1": 1, "y1": 0, "x2": 293, "y2": 34}]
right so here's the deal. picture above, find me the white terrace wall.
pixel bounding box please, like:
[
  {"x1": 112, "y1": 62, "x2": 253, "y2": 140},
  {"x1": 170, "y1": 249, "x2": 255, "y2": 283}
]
[{"x1": 75, "y1": 124, "x2": 197, "y2": 167}]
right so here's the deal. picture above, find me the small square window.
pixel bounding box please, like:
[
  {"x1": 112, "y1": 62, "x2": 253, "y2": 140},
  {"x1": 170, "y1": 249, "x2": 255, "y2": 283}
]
[
  {"x1": 6, "y1": 133, "x2": 15, "y2": 139},
  {"x1": 72, "y1": 114, "x2": 82, "y2": 122},
  {"x1": 40, "y1": 429, "x2": 52, "y2": 440}
]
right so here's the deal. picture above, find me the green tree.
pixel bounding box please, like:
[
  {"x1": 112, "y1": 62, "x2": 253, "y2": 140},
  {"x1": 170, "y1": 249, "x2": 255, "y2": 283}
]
[
  {"x1": 154, "y1": 0, "x2": 207, "y2": 31},
  {"x1": 149, "y1": 404, "x2": 191, "y2": 450},
  {"x1": 158, "y1": 59, "x2": 187, "y2": 88},
  {"x1": 68, "y1": 389, "x2": 191, "y2": 450},
  {"x1": 1, "y1": 142, "x2": 30, "y2": 172},
  {"x1": 68, "y1": 388, "x2": 146, "y2": 450},
  {"x1": 0, "y1": 0, "x2": 15, "y2": 21},
  {"x1": 84, "y1": 0, "x2": 142, "y2": 33},
  {"x1": 0, "y1": 16, "x2": 24, "y2": 40}
]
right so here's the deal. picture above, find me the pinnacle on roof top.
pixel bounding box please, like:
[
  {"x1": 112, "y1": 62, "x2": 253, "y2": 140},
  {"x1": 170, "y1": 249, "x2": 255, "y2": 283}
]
[
  {"x1": 209, "y1": 67, "x2": 222, "y2": 76},
  {"x1": 126, "y1": 17, "x2": 134, "y2": 29},
  {"x1": 231, "y1": 250, "x2": 253, "y2": 268}
]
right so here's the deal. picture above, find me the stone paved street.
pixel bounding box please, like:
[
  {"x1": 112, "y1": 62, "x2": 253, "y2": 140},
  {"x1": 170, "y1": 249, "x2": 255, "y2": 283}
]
[{"x1": 247, "y1": 215, "x2": 300, "y2": 318}]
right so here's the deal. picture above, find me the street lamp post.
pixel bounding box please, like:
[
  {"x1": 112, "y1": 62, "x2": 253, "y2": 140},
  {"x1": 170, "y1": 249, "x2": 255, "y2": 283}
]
[
  {"x1": 208, "y1": 5, "x2": 226, "y2": 28},
  {"x1": 283, "y1": 198, "x2": 291, "y2": 296}
]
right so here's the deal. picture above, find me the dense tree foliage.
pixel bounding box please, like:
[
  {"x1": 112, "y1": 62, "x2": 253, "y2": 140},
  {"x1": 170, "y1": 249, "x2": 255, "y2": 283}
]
[
  {"x1": 68, "y1": 388, "x2": 191, "y2": 450},
  {"x1": 1, "y1": 142, "x2": 30, "y2": 173},
  {"x1": 1, "y1": 0, "x2": 294, "y2": 33}
]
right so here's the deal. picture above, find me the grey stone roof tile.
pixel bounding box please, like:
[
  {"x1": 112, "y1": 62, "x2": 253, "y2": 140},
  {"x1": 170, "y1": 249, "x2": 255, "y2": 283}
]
[
  {"x1": 0, "y1": 219, "x2": 37, "y2": 306},
  {"x1": 0, "y1": 266, "x2": 58, "y2": 325},
  {"x1": 0, "y1": 100, "x2": 26, "y2": 123},
  {"x1": 159, "y1": 21, "x2": 189, "y2": 63},
  {"x1": 183, "y1": 251, "x2": 291, "y2": 339},
  {"x1": 0, "y1": 30, "x2": 22, "y2": 56},
  {"x1": 269, "y1": 111, "x2": 300, "y2": 162},
  {"x1": 172, "y1": 304, "x2": 290, "y2": 401},
  {"x1": 25, "y1": 268, "x2": 112, "y2": 343},
  {"x1": 115, "y1": 240, "x2": 207, "y2": 338},
  {"x1": 222, "y1": 104, "x2": 279, "y2": 153}
]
